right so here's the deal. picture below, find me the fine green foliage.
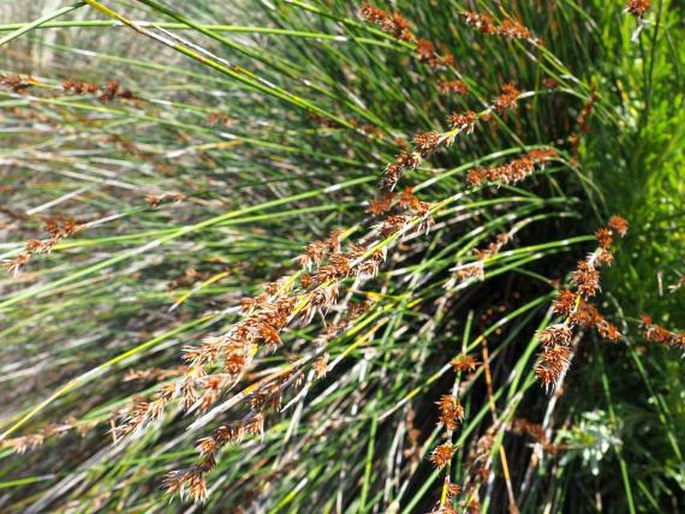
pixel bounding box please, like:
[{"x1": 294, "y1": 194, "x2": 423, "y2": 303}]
[{"x1": 0, "y1": 1, "x2": 682, "y2": 513}]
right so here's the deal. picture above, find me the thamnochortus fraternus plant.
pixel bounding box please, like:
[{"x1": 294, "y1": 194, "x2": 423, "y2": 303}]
[{"x1": 0, "y1": 1, "x2": 682, "y2": 513}]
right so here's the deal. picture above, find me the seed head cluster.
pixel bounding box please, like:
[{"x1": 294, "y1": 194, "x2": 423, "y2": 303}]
[
  {"x1": 360, "y1": 2, "x2": 414, "y2": 41},
  {"x1": 640, "y1": 315, "x2": 685, "y2": 352},
  {"x1": 460, "y1": 11, "x2": 541, "y2": 44},
  {"x1": 535, "y1": 216, "x2": 629, "y2": 389},
  {"x1": 626, "y1": 0, "x2": 651, "y2": 18},
  {"x1": 466, "y1": 148, "x2": 558, "y2": 186},
  {"x1": 3, "y1": 216, "x2": 83, "y2": 276}
]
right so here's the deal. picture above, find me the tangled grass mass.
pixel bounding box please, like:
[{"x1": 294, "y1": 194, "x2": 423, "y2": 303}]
[{"x1": 0, "y1": 1, "x2": 683, "y2": 513}]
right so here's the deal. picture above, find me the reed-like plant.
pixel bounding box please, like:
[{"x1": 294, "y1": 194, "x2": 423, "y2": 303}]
[{"x1": 0, "y1": 1, "x2": 682, "y2": 512}]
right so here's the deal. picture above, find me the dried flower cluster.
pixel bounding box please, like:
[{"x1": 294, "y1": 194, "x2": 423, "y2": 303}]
[
  {"x1": 447, "y1": 232, "x2": 511, "y2": 287},
  {"x1": 569, "y1": 93, "x2": 597, "y2": 162},
  {"x1": 109, "y1": 221, "x2": 395, "y2": 501},
  {"x1": 145, "y1": 191, "x2": 188, "y2": 207},
  {"x1": 437, "y1": 395, "x2": 465, "y2": 431},
  {"x1": 361, "y1": 3, "x2": 456, "y2": 70},
  {"x1": 0, "y1": 418, "x2": 96, "y2": 454},
  {"x1": 158, "y1": 299, "x2": 370, "y2": 502},
  {"x1": 535, "y1": 216, "x2": 629, "y2": 388},
  {"x1": 306, "y1": 112, "x2": 382, "y2": 136},
  {"x1": 448, "y1": 110, "x2": 479, "y2": 133},
  {"x1": 164, "y1": 412, "x2": 265, "y2": 503},
  {"x1": 430, "y1": 442, "x2": 456, "y2": 468},
  {"x1": 451, "y1": 354, "x2": 479, "y2": 373},
  {"x1": 367, "y1": 187, "x2": 432, "y2": 220},
  {"x1": 437, "y1": 79, "x2": 469, "y2": 96},
  {"x1": 0, "y1": 74, "x2": 36, "y2": 93},
  {"x1": 382, "y1": 150, "x2": 423, "y2": 192},
  {"x1": 360, "y1": 2, "x2": 414, "y2": 41},
  {"x1": 626, "y1": 0, "x2": 651, "y2": 18},
  {"x1": 383, "y1": 83, "x2": 525, "y2": 192},
  {"x1": 206, "y1": 112, "x2": 234, "y2": 126},
  {"x1": 429, "y1": 480, "x2": 462, "y2": 514},
  {"x1": 63, "y1": 79, "x2": 134, "y2": 101},
  {"x1": 4, "y1": 216, "x2": 83, "y2": 276},
  {"x1": 416, "y1": 38, "x2": 455, "y2": 69},
  {"x1": 640, "y1": 315, "x2": 685, "y2": 352},
  {"x1": 460, "y1": 11, "x2": 540, "y2": 44},
  {"x1": 492, "y1": 82, "x2": 522, "y2": 113},
  {"x1": 576, "y1": 94, "x2": 596, "y2": 133},
  {"x1": 466, "y1": 148, "x2": 557, "y2": 186}
]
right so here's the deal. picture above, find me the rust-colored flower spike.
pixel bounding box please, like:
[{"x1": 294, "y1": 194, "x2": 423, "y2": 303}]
[
  {"x1": 451, "y1": 354, "x2": 479, "y2": 373},
  {"x1": 543, "y1": 77, "x2": 559, "y2": 89},
  {"x1": 493, "y1": 82, "x2": 521, "y2": 113},
  {"x1": 437, "y1": 79, "x2": 468, "y2": 95},
  {"x1": 360, "y1": 2, "x2": 414, "y2": 41},
  {"x1": 576, "y1": 94, "x2": 596, "y2": 133},
  {"x1": 381, "y1": 151, "x2": 422, "y2": 191},
  {"x1": 535, "y1": 216, "x2": 630, "y2": 388},
  {"x1": 535, "y1": 343, "x2": 572, "y2": 389},
  {"x1": 367, "y1": 192, "x2": 394, "y2": 216},
  {"x1": 166, "y1": 412, "x2": 265, "y2": 503},
  {"x1": 0, "y1": 418, "x2": 96, "y2": 455},
  {"x1": 430, "y1": 442, "x2": 456, "y2": 468},
  {"x1": 398, "y1": 187, "x2": 432, "y2": 217},
  {"x1": 595, "y1": 228, "x2": 613, "y2": 249},
  {"x1": 447, "y1": 231, "x2": 512, "y2": 288},
  {"x1": 0, "y1": 74, "x2": 37, "y2": 93},
  {"x1": 552, "y1": 289, "x2": 576, "y2": 316},
  {"x1": 459, "y1": 11, "x2": 497, "y2": 34},
  {"x1": 571, "y1": 260, "x2": 601, "y2": 298},
  {"x1": 626, "y1": 0, "x2": 651, "y2": 18},
  {"x1": 437, "y1": 395, "x2": 465, "y2": 430},
  {"x1": 641, "y1": 315, "x2": 685, "y2": 352},
  {"x1": 4, "y1": 215, "x2": 85, "y2": 276},
  {"x1": 448, "y1": 111, "x2": 478, "y2": 133},
  {"x1": 511, "y1": 418, "x2": 566, "y2": 455},
  {"x1": 460, "y1": 11, "x2": 540, "y2": 43},
  {"x1": 607, "y1": 215, "x2": 629, "y2": 238},
  {"x1": 146, "y1": 192, "x2": 187, "y2": 207},
  {"x1": 466, "y1": 148, "x2": 557, "y2": 186},
  {"x1": 413, "y1": 131, "x2": 442, "y2": 157},
  {"x1": 63, "y1": 79, "x2": 99, "y2": 95},
  {"x1": 498, "y1": 18, "x2": 535, "y2": 42},
  {"x1": 538, "y1": 323, "x2": 573, "y2": 347},
  {"x1": 416, "y1": 38, "x2": 447, "y2": 69}
]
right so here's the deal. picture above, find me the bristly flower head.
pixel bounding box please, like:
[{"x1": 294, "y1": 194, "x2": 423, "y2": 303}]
[
  {"x1": 493, "y1": 82, "x2": 521, "y2": 113},
  {"x1": 360, "y1": 2, "x2": 414, "y2": 41},
  {"x1": 448, "y1": 111, "x2": 478, "y2": 133},
  {"x1": 460, "y1": 10, "x2": 540, "y2": 44},
  {"x1": 607, "y1": 215, "x2": 629, "y2": 238},
  {"x1": 413, "y1": 131, "x2": 442, "y2": 157},
  {"x1": 595, "y1": 228, "x2": 613, "y2": 249},
  {"x1": 535, "y1": 343, "x2": 572, "y2": 389},
  {"x1": 552, "y1": 289, "x2": 576, "y2": 316},
  {"x1": 437, "y1": 395, "x2": 465, "y2": 430},
  {"x1": 437, "y1": 79, "x2": 468, "y2": 95},
  {"x1": 571, "y1": 260, "x2": 601, "y2": 298},
  {"x1": 538, "y1": 324, "x2": 573, "y2": 347},
  {"x1": 430, "y1": 442, "x2": 455, "y2": 468},
  {"x1": 626, "y1": 0, "x2": 651, "y2": 18},
  {"x1": 451, "y1": 354, "x2": 479, "y2": 373}
]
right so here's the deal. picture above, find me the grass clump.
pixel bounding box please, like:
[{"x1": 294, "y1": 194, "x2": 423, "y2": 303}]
[{"x1": 0, "y1": 1, "x2": 682, "y2": 512}]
